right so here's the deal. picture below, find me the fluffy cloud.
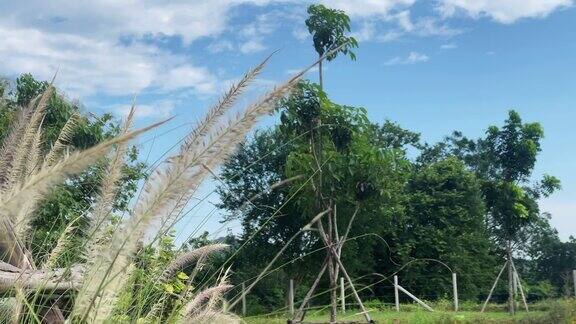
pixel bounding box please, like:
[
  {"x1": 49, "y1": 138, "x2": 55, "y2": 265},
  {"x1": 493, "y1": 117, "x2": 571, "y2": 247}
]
[
  {"x1": 0, "y1": 25, "x2": 216, "y2": 98},
  {"x1": 440, "y1": 43, "x2": 458, "y2": 50},
  {"x1": 384, "y1": 51, "x2": 429, "y2": 65},
  {"x1": 0, "y1": 0, "x2": 260, "y2": 99},
  {"x1": 113, "y1": 100, "x2": 176, "y2": 119},
  {"x1": 0, "y1": 0, "x2": 571, "y2": 102},
  {"x1": 0, "y1": 0, "x2": 258, "y2": 44},
  {"x1": 438, "y1": 0, "x2": 573, "y2": 23},
  {"x1": 320, "y1": 0, "x2": 415, "y2": 18}
]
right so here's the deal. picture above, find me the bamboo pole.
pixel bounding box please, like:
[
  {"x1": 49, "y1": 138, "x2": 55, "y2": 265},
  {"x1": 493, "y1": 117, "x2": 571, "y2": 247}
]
[
  {"x1": 289, "y1": 279, "x2": 294, "y2": 316},
  {"x1": 481, "y1": 261, "x2": 508, "y2": 313},
  {"x1": 396, "y1": 285, "x2": 434, "y2": 312},
  {"x1": 340, "y1": 277, "x2": 345, "y2": 314},
  {"x1": 241, "y1": 282, "x2": 246, "y2": 316},
  {"x1": 394, "y1": 275, "x2": 400, "y2": 312},
  {"x1": 452, "y1": 273, "x2": 458, "y2": 312},
  {"x1": 510, "y1": 260, "x2": 529, "y2": 312}
]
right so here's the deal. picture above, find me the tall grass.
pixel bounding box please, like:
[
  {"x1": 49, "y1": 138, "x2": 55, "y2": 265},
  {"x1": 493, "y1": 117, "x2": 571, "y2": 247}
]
[{"x1": 0, "y1": 52, "x2": 320, "y2": 323}]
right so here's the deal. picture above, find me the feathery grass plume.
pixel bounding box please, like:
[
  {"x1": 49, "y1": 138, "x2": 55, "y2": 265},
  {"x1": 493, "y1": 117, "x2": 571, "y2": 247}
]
[
  {"x1": 160, "y1": 244, "x2": 228, "y2": 282},
  {"x1": 182, "y1": 307, "x2": 239, "y2": 324},
  {"x1": 85, "y1": 105, "x2": 135, "y2": 260},
  {"x1": 12, "y1": 123, "x2": 45, "y2": 242},
  {"x1": 43, "y1": 219, "x2": 77, "y2": 268},
  {"x1": 75, "y1": 53, "x2": 324, "y2": 322},
  {"x1": 24, "y1": 123, "x2": 44, "y2": 177},
  {"x1": 156, "y1": 55, "x2": 271, "y2": 234},
  {"x1": 44, "y1": 111, "x2": 79, "y2": 166},
  {"x1": 0, "y1": 121, "x2": 165, "y2": 218},
  {"x1": 145, "y1": 244, "x2": 229, "y2": 321},
  {"x1": 181, "y1": 284, "x2": 233, "y2": 320},
  {"x1": 182, "y1": 53, "x2": 271, "y2": 153},
  {"x1": 0, "y1": 101, "x2": 35, "y2": 189},
  {"x1": 5, "y1": 85, "x2": 54, "y2": 190}
]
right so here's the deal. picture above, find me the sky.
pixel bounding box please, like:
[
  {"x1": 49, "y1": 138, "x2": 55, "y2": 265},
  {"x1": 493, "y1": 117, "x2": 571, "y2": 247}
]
[{"x1": 0, "y1": 0, "x2": 574, "y2": 241}]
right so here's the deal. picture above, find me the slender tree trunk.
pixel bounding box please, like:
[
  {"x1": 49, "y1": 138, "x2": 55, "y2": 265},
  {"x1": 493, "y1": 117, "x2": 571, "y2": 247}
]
[
  {"x1": 327, "y1": 210, "x2": 337, "y2": 323},
  {"x1": 318, "y1": 56, "x2": 323, "y2": 90},
  {"x1": 507, "y1": 240, "x2": 515, "y2": 316}
]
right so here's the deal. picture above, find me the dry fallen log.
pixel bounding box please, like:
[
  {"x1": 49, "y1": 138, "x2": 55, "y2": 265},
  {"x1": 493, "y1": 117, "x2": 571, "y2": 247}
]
[{"x1": 0, "y1": 261, "x2": 82, "y2": 294}]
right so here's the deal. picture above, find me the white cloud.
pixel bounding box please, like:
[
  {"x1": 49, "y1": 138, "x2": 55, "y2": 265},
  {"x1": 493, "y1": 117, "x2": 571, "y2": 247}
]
[
  {"x1": 239, "y1": 40, "x2": 266, "y2": 54},
  {"x1": 157, "y1": 65, "x2": 216, "y2": 93},
  {"x1": 0, "y1": 0, "x2": 262, "y2": 44},
  {"x1": 0, "y1": 25, "x2": 217, "y2": 99},
  {"x1": 374, "y1": 17, "x2": 462, "y2": 43},
  {"x1": 438, "y1": 0, "x2": 573, "y2": 24},
  {"x1": 352, "y1": 21, "x2": 377, "y2": 42},
  {"x1": 207, "y1": 41, "x2": 235, "y2": 53},
  {"x1": 384, "y1": 51, "x2": 429, "y2": 65},
  {"x1": 440, "y1": 43, "x2": 458, "y2": 49},
  {"x1": 378, "y1": 31, "x2": 404, "y2": 42},
  {"x1": 292, "y1": 26, "x2": 310, "y2": 41},
  {"x1": 113, "y1": 100, "x2": 176, "y2": 119},
  {"x1": 284, "y1": 66, "x2": 319, "y2": 75},
  {"x1": 320, "y1": 0, "x2": 415, "y2": 18},
  {"x1": 395, "y1": 10, "x2": 414, "y2": 31},
  {"x1": 412, "y1": 17, "x2": 463, "y2": 37}
]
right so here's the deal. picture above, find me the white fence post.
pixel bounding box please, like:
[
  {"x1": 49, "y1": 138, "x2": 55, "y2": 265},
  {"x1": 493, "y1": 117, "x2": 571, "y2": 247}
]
[
  {"x1": 394, "y1": 275, "x2": 400, "y2": 312},
  {"x1": 289, "y1": 279, "x2": 294, "y2": 316},
  {"x1": 340, "y1": 277, "x2": 345, "y2": 313},
  {"x1": 452, "y1": 273, "x2": 458, "y2": 312},
  {"x1": 241, "y1": 282, "x2": 246, "y2": 316}
]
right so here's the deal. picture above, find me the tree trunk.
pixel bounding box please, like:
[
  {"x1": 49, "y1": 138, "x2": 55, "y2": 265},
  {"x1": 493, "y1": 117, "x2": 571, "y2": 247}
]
[
  {"x1": 0, "y1": 263, "x2": 83, "y2": 293},
  {"x1": 327, "y1": 210, "x2": 337, "y2": 323},
  {"x1": 1, "y1": 221, "x2": 67, "y2": 323},
  {"x1": 507, "y1": 240, "x2": 515, "y2": 316},
  {"x1": 318, "y1": 56, "x2": 323, "y2": 90}
]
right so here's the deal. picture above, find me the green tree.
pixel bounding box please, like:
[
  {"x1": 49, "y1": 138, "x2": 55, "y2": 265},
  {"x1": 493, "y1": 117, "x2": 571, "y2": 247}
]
[
  {"x1": 218, "y1": 82, "x2": 412, "y2": 313},
  {"x1": 0, "y1": 74, "x2": 146, "y2": 264},
  {"x1": 420, "y1": 111, "x2": 561, "y2": 314},
  {"x1": 394, "y1": 157, "x2": 496, "y2": 300},
  {"x1": 305, "y1": 4, "x2": 358, "y2": 89},
  {"x1": 518, "y1": 214, "x2": 576, "y2": 298}
]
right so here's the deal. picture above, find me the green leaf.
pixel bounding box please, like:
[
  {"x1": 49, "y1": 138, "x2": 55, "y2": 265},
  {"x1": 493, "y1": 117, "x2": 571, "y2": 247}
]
[
  {"x1": 177, "y1": 272, "x2": 189, "y2": 280},
  {"x1": 163, "y1": 283, "x2": 174, "y2": 294}
]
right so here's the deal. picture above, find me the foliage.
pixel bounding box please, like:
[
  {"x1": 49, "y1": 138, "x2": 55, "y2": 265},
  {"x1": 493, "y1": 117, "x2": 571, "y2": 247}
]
[
  {"x1": 392, "y1": 157, "x2": 496, "y2": 300},
  {"x1": 420, "y1": 110, "x2": 561, "y2": 242},
  {"x1": 305, "y1": 4, "x2": 358, "y2": 61},
  {"x1": 217, "y1": 81, "x2": 507, "y2": 312},
  {"x1": 0, "y1": 74, "x2": 146, "y2": 265},
  {"x1": 0, "y1": 49, "x2": 299, "y2": 322}
]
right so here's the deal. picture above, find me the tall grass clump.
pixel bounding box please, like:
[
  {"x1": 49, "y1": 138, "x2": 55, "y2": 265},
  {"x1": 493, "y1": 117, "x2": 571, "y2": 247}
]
[{"x1": 0, "y1": 53, "x2": 316, "y2": 323}]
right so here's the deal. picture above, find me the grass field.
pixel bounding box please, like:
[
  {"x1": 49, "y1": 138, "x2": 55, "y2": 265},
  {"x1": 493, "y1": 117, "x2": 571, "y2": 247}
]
[
  {"x1": 244, "y1": 299, "x2": 576, "y2": 323},
  {"x1": 245, "y1": 311, "x2": 548, "y2": 323}
]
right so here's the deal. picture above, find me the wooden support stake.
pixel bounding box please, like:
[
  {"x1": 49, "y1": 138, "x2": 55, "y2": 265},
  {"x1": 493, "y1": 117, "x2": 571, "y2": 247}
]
[
  {"x1": 289, "y1": 279, "x2": 294, "y2": 316},
  {"x1": 327, "y1": 244, "x2": 372, "y2": 323},
  {"x1": 510, "y1": 260, "x2": 528, "y2": 312},
  {"x1": 340, "y1": 277, "x2": 345, "y2": 314},
  {"x1": 241, "y1": 282, "x2": 246, "y2": 316},
  {"x1": 452, "y1": 273, "x2": 458, "y2": 312},
  {"x1": 293, "y1": 259, "x2": 328, "y2": 322},
  {"x1": 481, "y1": 261, "x2": 508, "y2": 313},
  {"x1": 394, "y1": 275, "x2": 400, "y2": 312},
  {"x1": 573, "y1": 270, "x2": 576, "y2": 298},
  {"x1": 396, "y1": 285, "x2": 434, "y2": 312}
]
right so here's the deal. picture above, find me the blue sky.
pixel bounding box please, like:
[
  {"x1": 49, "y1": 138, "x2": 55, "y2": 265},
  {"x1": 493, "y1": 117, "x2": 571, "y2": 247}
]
[{"x1": 0, "y1": 0, "x2": 574, "y2": 241}]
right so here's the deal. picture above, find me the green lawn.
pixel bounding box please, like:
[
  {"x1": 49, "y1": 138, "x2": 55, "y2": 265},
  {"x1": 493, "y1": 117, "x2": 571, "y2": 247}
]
[
  {"x1": 244, "y1": 299, "x2": 575, "y2": 323},
  {"x1": 244, "y1": 311, "x2": 548, "y2": 324}
]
